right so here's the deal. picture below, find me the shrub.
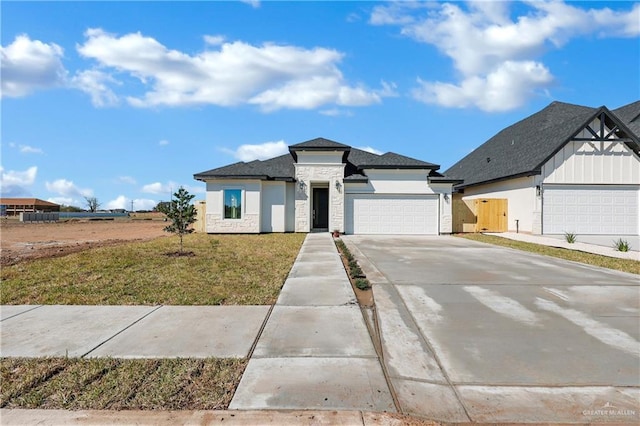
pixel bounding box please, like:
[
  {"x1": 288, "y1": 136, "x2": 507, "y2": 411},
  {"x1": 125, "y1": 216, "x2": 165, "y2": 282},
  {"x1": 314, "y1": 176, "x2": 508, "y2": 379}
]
[
  {"x1": 564, "y1": 232, "x2": 577, "y2": 244},
  {"x1": 613, "y1": 238, "x2": 631, "y2": 252},
  {"x1": 355, "y1": 278, "x2": 371, "y2": 290}
]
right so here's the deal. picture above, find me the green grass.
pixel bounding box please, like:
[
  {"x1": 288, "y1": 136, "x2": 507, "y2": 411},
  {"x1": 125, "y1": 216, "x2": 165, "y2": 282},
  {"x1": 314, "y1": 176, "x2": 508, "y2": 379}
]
[
  {"x1": 459, "y1": 234, "x2": 639, "y2": 275},
  {"x1": 1, "y1": 233, "x2": 306, "y2": 305},
  {"x1": 0, "y1": 357, "x2": 246, "y2": 410}
]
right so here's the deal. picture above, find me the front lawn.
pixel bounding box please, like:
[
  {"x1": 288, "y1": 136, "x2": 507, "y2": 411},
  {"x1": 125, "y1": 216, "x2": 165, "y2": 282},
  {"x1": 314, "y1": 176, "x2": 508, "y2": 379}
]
[
  {"x1": 1, "y1": 233, "x2": 306, "y2": 305},
  {"x1": 458, "y1": 233, "x2": 639, "y2": 275},
  {"x1": 0, "y1": 357, "x2": 245, "y2": 410}
]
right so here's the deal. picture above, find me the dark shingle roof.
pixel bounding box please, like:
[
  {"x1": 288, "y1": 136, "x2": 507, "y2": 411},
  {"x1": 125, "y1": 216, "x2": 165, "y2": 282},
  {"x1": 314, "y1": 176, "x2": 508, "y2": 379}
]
[
  {"x1": 444, "y1": 101, "x2": 601, "y2": 188},
  {"x1": 357, "y1": 152, "x2": 439, "y2": 169},
  {"x1": 194, "y1": 154, "x2": 295, "y2": 181},
  {"x1": 613, "y1": 100, "x2": 640, "y2": 137},
  {"x1": 289, "y1": 137, "x2": 351, "y2": 150},
  {"x1": 194, "y1": 141, "x2": 441, "y2": 182}
]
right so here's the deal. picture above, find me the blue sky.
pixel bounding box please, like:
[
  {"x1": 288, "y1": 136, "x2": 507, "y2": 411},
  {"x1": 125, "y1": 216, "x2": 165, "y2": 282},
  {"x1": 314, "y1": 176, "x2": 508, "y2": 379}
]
[{"x1": 2, "y1": 1, "x2": 639, "y2": 210}]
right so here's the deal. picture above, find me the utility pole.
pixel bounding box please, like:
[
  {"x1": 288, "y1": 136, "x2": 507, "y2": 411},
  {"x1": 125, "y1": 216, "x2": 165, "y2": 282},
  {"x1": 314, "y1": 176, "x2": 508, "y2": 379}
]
[{"x1": 130, "y1": 200, "x2": 134, "y2": 213}]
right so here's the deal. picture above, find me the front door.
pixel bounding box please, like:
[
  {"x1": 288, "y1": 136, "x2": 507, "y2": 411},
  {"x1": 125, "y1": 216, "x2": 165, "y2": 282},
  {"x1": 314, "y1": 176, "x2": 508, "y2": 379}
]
[{"x1": 312, "y1": 188, "x2": 329, "y2": 229}]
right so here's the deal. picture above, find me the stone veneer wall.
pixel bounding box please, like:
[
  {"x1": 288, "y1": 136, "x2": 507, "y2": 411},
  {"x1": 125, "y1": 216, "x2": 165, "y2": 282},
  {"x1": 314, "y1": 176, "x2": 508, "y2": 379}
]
[
  {"x1": 294, "y1": 164, "x2": 345, "y2": 232},
  {"x1": 206, "y1": 213, "x2": 260, "y2": 233}
]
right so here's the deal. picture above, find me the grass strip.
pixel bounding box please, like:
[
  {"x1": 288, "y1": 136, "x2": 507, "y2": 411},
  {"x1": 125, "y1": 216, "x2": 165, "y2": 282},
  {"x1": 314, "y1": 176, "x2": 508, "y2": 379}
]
[
  {"x1": 458, "y1": 234, "x2": 639, "y2": 275},
  {"x1": 0, "y1": 358, "x2": 247, "y2": 410},
  {"x1": 1, "y1": 233, "x2": 305, "y2": 305}
]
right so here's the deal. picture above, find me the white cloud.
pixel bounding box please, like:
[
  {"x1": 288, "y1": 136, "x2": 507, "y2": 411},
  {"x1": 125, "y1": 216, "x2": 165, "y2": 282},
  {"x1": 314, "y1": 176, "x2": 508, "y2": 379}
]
[
  {"x1": 19, "y1": 144, "x2": 44, "y2": 154},
  {"x1": 412, "y1": 61, "x2": 553, "y2": 112},
  {"x1": 45, "y1": 178, "x2": 93, "y2": 198},
  {"x1": 356, "y1": 146, "x2": 384, "y2": 155},
  {"x1": 76, "y1": 28, "x2": 391, "y2": 111},
  {"x1": 116, "y1": 176, "x2": 137, "y2": 185},
  {"x1": 71, "y1": 69, "x2": 119, "y2": 107},
  {"x1": 240, "y1": 0, "x2": 260, "y2": 8},
  {"x1": 8, "y1": 142, "x2": 44, "y2": 154},
  {"x1": 204, "y1": 35, "x2": 225, "y2": 46},
  {"x1": 105, "y1": 195, "x2": 157, "y2": 211},
  {"x1": 142, "y1": 181, "x2": 175, "y2": 195},
  {"x1": 1, "y1": 34, "x2": 67, "y2": 97},
  {"x1": 141, "y1": 181, "x2": 203, "y2": 197},
  {"x1": 0, "y1": 166, "x2": 37, "y2": 197},
  {"x1": 371, "y1": 1, "x2": 640, "y2": 111},
  {"x1": 224, "y1": 140, "x2": 289, "y2": 162},
  {"x1": 319, "y1": 108, "x2": 354, "y2": 117},
  {"x1": 47, "y1": 197, "x2": 80, "y2": 207},
  {"x1": 158, "y1": 139, "x2": 169, "y2": 146}
]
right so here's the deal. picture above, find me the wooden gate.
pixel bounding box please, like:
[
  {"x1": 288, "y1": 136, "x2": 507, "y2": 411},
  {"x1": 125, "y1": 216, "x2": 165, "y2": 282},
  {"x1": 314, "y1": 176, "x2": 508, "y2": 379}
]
[{"x1": 475, "y1": 199, "x2": 507, "y2": 232}]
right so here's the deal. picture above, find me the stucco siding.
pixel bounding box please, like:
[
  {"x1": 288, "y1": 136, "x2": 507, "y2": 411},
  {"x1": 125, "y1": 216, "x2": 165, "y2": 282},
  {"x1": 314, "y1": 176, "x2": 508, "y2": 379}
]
[
  {"x1": 295, "y1": 152, "x2": 344, "y2": 165},
  {"x1": 542, "y1": 140, "x2": 640, "y2": 184},
  {"x1": 462, "y1": 177, "x2": 536, "y2": 233},
  {"x1": 261, "y1": 182, "x2": 286, "y2": 233},
  {"x1": 285, "y1": 182, "x2": 295, "y2": 232},
  {"x1": 349, "y1": 170, "x2": 436, "y2": 194}
]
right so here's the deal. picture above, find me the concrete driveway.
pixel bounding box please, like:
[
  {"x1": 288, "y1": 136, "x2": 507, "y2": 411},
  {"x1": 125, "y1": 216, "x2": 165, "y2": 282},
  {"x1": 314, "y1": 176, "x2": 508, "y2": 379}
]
[{"x1": 344, "y1": 235, "x2": 640, "y2": 423}]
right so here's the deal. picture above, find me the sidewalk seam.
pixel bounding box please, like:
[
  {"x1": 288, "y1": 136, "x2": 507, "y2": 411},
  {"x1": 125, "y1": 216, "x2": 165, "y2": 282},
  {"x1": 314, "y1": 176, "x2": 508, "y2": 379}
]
[
  {"x1": 80, "y1": 305, "x2": 163, "y2": 358},
  {"x1": 0, "y1": 305, "x2": 43, "y2": 322}
]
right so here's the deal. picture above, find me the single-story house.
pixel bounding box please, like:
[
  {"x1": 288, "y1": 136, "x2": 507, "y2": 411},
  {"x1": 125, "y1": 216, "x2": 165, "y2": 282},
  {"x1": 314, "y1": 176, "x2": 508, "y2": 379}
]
[
  {"x1": 445, "y1": 101, "x2": 640, "y2": 236},
  {"x1": 194, "y1": 138, "x2": 459, "y2": 234},
  {"x1": 0, "y1": 198, "x2": 61, "y2": 217}
]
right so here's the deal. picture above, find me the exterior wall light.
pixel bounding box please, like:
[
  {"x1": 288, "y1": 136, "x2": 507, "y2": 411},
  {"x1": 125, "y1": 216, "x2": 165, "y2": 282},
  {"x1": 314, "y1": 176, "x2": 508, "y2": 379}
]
[
  {"x1": 298, "y1": 181, "x2": 306, "y2": 193},
  {"x1": 335, "y1": 180, "x2": 342, "y2": 192},
  {"x1": 536, "y1": 185, "x2": 541, "y2": 197}
]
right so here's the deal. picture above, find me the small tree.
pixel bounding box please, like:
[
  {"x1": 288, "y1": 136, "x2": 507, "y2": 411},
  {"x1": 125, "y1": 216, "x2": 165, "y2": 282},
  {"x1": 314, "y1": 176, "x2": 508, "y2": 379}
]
[
  {"x1": 84, "y1": 196, "x2": 100, "y2": 213},
  {"x1": 157, "y1": 187, "x2": 196, "y2": 253}
]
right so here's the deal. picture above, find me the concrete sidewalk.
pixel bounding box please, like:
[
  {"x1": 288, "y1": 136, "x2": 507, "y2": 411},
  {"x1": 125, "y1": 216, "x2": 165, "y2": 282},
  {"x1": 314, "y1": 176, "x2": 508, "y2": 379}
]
[
  {"x1": 487, "y1": 232, "x2": 640, "y2": 260},
  {"x1": 230, "y1": 232, "x2": 395, "y2": 412},
  {"x1": 1, "y1": 305, "x2": 269, "y2": 358},
  {"x1": 1, "y1": 233, "x2": 395, "y2": 417}
]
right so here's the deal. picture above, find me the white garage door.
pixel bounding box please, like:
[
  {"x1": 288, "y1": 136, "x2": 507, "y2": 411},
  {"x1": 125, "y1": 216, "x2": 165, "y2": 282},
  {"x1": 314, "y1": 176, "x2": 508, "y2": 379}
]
[
  {"x1": 543, "y1": 185, "x2": 639, "y2": 235},
  {"x1": 345, "y1": 194, "x2": 439, "y2": 235}
]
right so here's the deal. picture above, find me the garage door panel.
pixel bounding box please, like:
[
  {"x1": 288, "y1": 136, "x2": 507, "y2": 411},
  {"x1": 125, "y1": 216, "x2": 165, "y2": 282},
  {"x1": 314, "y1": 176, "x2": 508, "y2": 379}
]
[
  {"x1": 346, "y1": 195, "x2": 439, "y2": 235},
  {"x1": 543, "y1": 185, "x2": 638, "y2": 235}
]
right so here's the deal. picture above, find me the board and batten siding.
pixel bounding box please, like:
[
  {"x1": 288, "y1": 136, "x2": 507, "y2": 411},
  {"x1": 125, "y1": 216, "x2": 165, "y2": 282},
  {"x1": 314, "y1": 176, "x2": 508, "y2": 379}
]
[{"x1": 542, "y1": 140, "x2": 640, "y2": 184}]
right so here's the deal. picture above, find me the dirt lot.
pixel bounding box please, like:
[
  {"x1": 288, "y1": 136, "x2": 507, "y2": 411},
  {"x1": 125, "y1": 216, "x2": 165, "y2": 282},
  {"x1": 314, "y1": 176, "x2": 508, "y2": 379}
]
[{"x1": 0, "y1": 219, "x2": 167, "y2": 266}]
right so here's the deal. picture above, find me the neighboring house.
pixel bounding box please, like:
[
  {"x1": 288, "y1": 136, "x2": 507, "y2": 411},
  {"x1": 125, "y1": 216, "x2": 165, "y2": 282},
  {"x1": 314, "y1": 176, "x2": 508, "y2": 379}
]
[
  {"x1": 445, "y1": 101, "x2": 640, "y2": 236},
  {"x1": 0, "y1": 198, "x2": 60, "y2": 217},
  {"x1": 194, "y1": 138, "x2": 458, "y2": 234}
]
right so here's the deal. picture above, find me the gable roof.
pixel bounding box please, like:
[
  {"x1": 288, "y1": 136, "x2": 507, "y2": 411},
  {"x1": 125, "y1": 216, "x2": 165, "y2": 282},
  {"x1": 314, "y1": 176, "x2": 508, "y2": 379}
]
[
  {"x1": 445, "y1": 101, "x2": 640, "y2": 189},
  {"x1": 614, "y1": 100, "x2": 640, "y2": 137},
  {"x1": 194, "y1": 139, "x2": 440, "y2": 182}
]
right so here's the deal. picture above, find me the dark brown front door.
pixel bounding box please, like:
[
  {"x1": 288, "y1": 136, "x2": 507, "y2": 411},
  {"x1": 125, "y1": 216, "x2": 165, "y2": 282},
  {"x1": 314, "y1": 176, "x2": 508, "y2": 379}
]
[{"x1": 312, "y1": 188, "x2": 329, "y2": 229}]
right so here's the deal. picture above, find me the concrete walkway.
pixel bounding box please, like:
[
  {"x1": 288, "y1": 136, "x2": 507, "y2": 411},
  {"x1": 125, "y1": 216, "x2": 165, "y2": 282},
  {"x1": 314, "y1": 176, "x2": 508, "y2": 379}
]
[
  {"x1": 1, "y1": 233, "x2": 395, "y2": 418},
  {"x1": 229, "y1": 232, "x2": 395, "y2": 412},
  {"x1": 487, "y1": 232, "x2": 640, "y2": 260},
  {"x1": 1, "y1": 305, "x2": 269, "y2": 358}
]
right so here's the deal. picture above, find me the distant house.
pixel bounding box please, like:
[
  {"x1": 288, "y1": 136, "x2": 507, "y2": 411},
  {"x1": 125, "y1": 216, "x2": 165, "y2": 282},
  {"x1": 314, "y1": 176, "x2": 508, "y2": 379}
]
[
  {"x1": 194, "y1": 138, "x2": 458, "y2": 234},
  {"x1": 445, "y1": 101, "x2": 640, "y2": 236},
  {"x1": 0, "y1": 198, "x2": 61, "y2": 217}
]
